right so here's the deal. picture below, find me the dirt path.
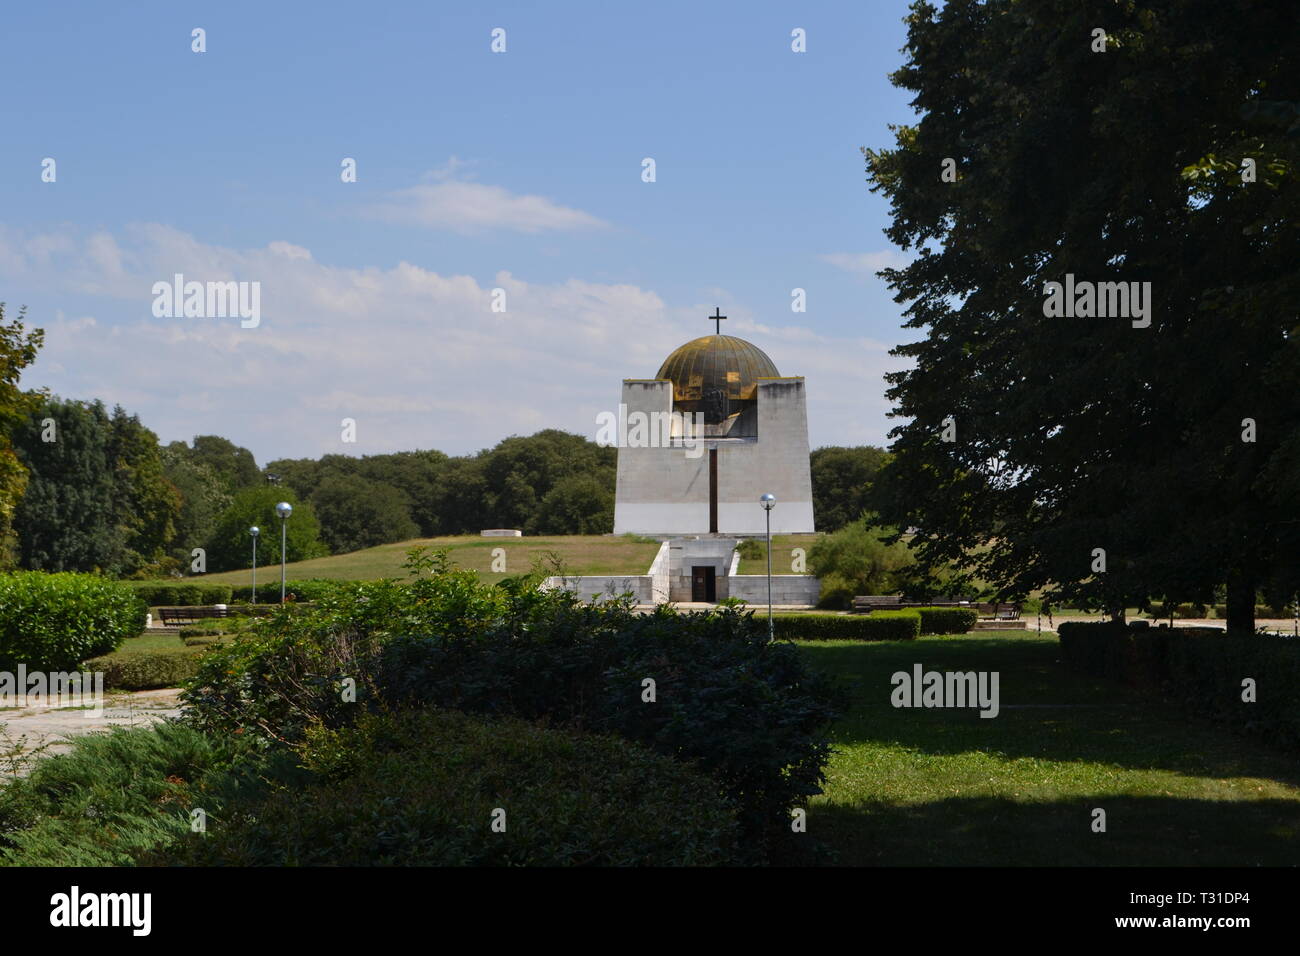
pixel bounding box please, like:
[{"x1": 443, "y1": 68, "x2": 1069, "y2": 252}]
[{"x1": 1, "y1": 688, "x2": 182, "y2": 778}]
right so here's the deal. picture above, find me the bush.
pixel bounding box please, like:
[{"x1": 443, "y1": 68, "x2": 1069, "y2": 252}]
[
  {"x1": 772, "y1": 611, "x2": 920, "y2": 641},
  {"x1": 0, "y1": 722, "x2": 276, "y2": 866},
  {"x1": 807, "y1": 522, "x2": 915, "y2": 610},
  {"x1": 83, "y1": 649, "x2": 207, "y2": 690},
  {"x1": 228, "y1": 578, "x2": 341, "y2": 604},
  {"x1": 180, "y1": 552, "x2": 841, "y2": 861},
  {"x1": 159, "y1": 708, "x2": 744, "y2": 866},
  {"x1": 736, "y1": 539, "x2": 764, "y2": 560},
  {"x1": 915, "y1": 606, "x2": 978, "y2": 635},
  {"x1": 128, "y1": 582, "x2": 232, "y2": 607},
  {"x1": 0, "y1": 572, "x2": 145, "y2": 671}
]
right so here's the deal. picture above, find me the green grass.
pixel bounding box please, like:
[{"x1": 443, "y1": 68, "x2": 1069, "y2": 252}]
[
  {"x1": 190, "y1": 534, "x2": 663, "y2": 586},
  {"x1": 794, "y1": 631, "x2": 1300, "y2": 865},
  {"x1": 735, "y1": 534, "x2": 822, "y2": 574}
]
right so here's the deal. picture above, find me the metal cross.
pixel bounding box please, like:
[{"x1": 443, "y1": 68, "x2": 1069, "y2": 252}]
[{"x1": 709, "y1": 307, "x2": 727, "y2": 334}]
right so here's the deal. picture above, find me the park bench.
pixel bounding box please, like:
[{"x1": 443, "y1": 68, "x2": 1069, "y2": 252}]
[
  {"x1": 975, "y1": 602, "x2": 1022, "y2": 620},
  {"x1": 851, "y1": 595, "x2": 904, "y2": 614},
  {"x1": 157, "y1": 606, "x2": 228, "y2": 626}
]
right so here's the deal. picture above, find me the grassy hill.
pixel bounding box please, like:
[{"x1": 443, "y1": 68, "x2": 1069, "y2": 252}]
[{"x1": 192, "y1": 534, "x2": 663, "y2": 586}]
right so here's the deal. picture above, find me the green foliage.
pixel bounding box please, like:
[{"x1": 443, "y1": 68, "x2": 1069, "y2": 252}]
[
  {"x1": 84, "y1": 649, "x2": 208, "y2": 690},
  {"x1": 180, "y1": 553, "x2": 841, "y2": 860},
  {"x1": 0, "y1": 305, "x2": 44, "y2": 567},
  {"x1": 809, "y1": 445, "x2": 888, "y2": 532},
  {"x1": 129, "y1": 581, "x2": 231, "y2": 606},
  {"x1": 178, "y1": 435, "x2": 261, "y2": 496},
  {"x1": 915, "y1": 606, "x2": 978, "y2": 635},
  {"x1": 736, "y1": 539, "x2": 763, "y2": 559},
  {"x1": 530, "y1": 472, "x2": 614, "y2": 535},
  {"x1": 807, "y1": 522, "x2": 915, "y2": 609},
  {"x1": 0, "y1": 572, "x2": 144, "y2": 670},
  {"x1": 205, "y1": 486, "x2": 328, "y2": 573},
  {"x1": 160, "y1": 708, "x2": 743, "y2": 866},
  {"x1": 0, "y1": 722, "x2": 279, "y2": 866},
  {"x1": 228, "y1": 578, "x2": 341, "y2": 603},
  {"x1": 160, "y1": 445, "x2": 231, "y2": 564},
  {"x1": 865, "y1": 0, "x2": 1300, "y2": 630},
  {"x1": 773, "y1": 610, "x2": 920, "y2": 641},
  {"x1": 308, "y1": 473, "x2": 419, "y2": 554},
  {"x1": 1058, "y1": 621, "x2": 1300, "y2": 751}
]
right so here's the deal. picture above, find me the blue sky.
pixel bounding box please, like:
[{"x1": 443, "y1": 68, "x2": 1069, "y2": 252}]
[{"x1": 1, "y1": 0, "x2": 919, "y2": 464}]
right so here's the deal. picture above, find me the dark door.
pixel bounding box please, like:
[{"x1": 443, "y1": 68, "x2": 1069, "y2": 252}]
[{"x1": 691, "y1": 566, "x2": 717, "y2": 602}]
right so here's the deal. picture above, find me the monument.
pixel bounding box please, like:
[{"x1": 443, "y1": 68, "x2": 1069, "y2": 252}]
[{"x1": 612, "y1": 309, "x2": 816, "y2": 536}]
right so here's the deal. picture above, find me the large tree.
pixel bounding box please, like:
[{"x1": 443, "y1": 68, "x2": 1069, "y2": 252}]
[
  {"x1": 0, "y1": 305, "x2": 44, "y2": 566},
  {"x1": 809, "y1": 445, "x2": 889, "y2": 532},
  {"x1": 865, "y1": 0, "x2": 1299, "y2": 629}
]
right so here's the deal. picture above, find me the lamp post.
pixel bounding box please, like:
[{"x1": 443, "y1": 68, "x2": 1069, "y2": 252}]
[
  {"x1": 760, "y1": 493, "x2": 776, "y2": 641},
  {"x1": 275, "y1": 502, "x2": 292, "y2": 603},
  {"x1": 248, "y1": 526, "x2": 259, "y2": 604}
]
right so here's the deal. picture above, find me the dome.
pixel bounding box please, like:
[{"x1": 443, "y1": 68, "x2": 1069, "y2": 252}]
[{"x1": 656, "y1": 334, "x2": 780, "y2": 403}]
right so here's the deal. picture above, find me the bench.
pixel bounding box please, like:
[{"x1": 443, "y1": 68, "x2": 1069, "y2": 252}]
[
  {"x1": 158, "y1": 606, "x2": 228, "y2": 626},
  {"x1": 851, "y1": 595, "x2": 903, "y2": 614},
  {"x1": 975, "y1": 602, "x2": 1021, "y2": 620}
]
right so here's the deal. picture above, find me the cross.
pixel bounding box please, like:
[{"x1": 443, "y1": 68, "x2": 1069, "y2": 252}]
[{"x1": 708, "y1": 307, "x2": 727, "y2": 335}]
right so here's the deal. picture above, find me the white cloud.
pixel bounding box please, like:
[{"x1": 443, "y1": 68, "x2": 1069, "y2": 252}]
[
  {"x1": 1, "y1": 224, "x2": 897, "y2": 461},
  {"x1": 821, "y1": 250, "x2": 912, "y2": 276},
  {"x1": 366, "y1": 169, "x2": 609, "y2": 234}
]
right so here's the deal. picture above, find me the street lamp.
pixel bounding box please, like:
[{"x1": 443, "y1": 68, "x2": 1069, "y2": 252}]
[
  {"x1": 760, "y1": 493, "x2": 776, "y2": 641},
  {"x1": 275, "y1": 502, "x2": 293, "y2": 603},
  {"x1": 248, "y1": 526, "x2": 260, "y2": 604}
]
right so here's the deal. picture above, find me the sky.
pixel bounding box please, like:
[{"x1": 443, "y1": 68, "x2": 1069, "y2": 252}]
[{"x1": 0, "y1": 0, "x2": 920, "y2": 466}]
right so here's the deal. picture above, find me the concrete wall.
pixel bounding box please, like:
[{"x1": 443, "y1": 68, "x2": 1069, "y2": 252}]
[
  {"x1": 727, "y1": 574, "x2": 821, "y2": 606},
  {"x1": 613, "y1": 377, "x2": 815, "y2": 535},
  {"x1": 543, "y1": 541, "x2": 669, "y2": 605}
]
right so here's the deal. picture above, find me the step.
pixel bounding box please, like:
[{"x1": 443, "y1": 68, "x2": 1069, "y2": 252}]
[{"x1": 972, "y1": 619, "x2": 1028, "y2": 630}]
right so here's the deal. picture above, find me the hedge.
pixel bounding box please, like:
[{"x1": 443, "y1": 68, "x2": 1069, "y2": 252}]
[
  {"x1": 229, "y1": 579, "x2": 343, "y2": 604},
  {"x1": 1057, "y1": 621, "x2": 1300, "y2": 751},
  {"x1": 772, "y1": 611, "x2": 920, "y2": 641},
  {"x1": 158, "y1": 708, "x2": 744, "y2": 866},
  {"x1": 0, "y1": 572, "x2": 145, "y2": 671},
  {"x1": 83, "y1": 649, "x2": 208, "y2": 690},
  {"x1": 129, "y1": 582, "x2": 232, "y2": 607},
  {"x1": 915, "y1": 606, "x2": 978, "y2": 635}
]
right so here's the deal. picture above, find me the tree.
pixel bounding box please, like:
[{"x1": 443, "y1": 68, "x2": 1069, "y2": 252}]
[
  {"x1": 13, "y1": 398, "x2": 119, "y2": 572},
  {"x1": 809, "y1": 446, "x2": 889, "y2": 532},
  {"x1": 0, "y1": 305, "x2": 44, "y2": 566},
  {"x1": 309, "y1": 474, "x2": 419, "y2": 553},
  {"x1": 864, "y1": 0, "x2": 1299, "y2": 629},
  {"x1": 106, "y1": 406, "x2": 181, "y2": 574},
  {"x1": 205, "y1": 487, "x2": 329, "y2": 573},
  {"x1": 162, "y1": 446, "x2": 232, "y2": 565},
  {"x1": 529, "y1": 473, "x2": 615, "y2": 535},
  {"x1": 178, "y1": 435, "x2": 261, "y2": 495},
  {"x1": 807, "y1": 522, "x2": 915, "y2": 609}
]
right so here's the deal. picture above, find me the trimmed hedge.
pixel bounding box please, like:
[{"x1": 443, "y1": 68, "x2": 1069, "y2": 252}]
[
  {"x1": 229, "y1": 579, "x2": 342, "y2": 604},
  {"x1": 772, "y1": 611, "x2": 921, "y2": 641},
  {"x1": 83, "y1": 649, "x2": 207, "y2": 690},
  {"x1": 915, "y1": 606, "x2": 978, "y2": 635},
  {"x1": 159, "y1": 708, "x2": 744, "y2": 866},
  {"x1": 0, "y1": 572, "x2": 145, "y2": 671},
  {"x1": 1057, "y1": 621, "x2": 1300, "y2": 751},
  {"x1": 129, "y1": 582, "x2": 232, "y2": 607}
]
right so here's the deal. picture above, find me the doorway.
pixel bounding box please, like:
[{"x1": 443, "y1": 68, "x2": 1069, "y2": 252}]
[{"x1": 691, "y1": 566, "x2": 717, "y2": 602}]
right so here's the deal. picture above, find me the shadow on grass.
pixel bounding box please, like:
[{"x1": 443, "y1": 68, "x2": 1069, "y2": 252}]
[
  {"x1": 796, "y1": 635, "x2": 1300, "y2": 791},
  {"x1": 800, "y1": 794, "x2": 1300, "y2": 866}
]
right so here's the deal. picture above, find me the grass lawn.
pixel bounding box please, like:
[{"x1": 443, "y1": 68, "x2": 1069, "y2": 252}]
[
  {"x1": 735, "y1": 534, "x2": 822, "y2": 574},
  {"x1": 191, "y1": 534, "x2": 663, "y2": 586},
  {"x1": 795, "y1": 631, "x2": 1300, "y2": 865}
]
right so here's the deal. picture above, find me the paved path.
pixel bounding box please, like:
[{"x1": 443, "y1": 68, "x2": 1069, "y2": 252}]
[{"x1": 0, "y1": 688, "x2": 182, "y2": 779}]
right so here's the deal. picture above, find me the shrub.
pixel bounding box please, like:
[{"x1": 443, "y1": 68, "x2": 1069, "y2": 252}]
[
  {"x1": 228, "y1": 578, "x2": 342, "y2": 604},
  {"x1": 736, "y1": 539, "x2": 764, "y2": 560},
  {"x1": 915, "y1": 606, "x2": 978, "y2": 635},
  {"x1": 159, "y1": 708, "x2": 744, "y2": 866},
  {"x1": 83, "y1": 649, "x2": 208, "y2": 690},
  {"x1": 807, "y1": 522, "x2": 915, "y2": 610},
  {"x1": 772, "y1": 611, "x2": 920, "y2": 641},
  {"x1": 181, "y1": 552, "x2": 841, "y2": 860},
  {"x1": 0, "y1": 722, "x2": 277, "y2": 866},
  {"x1": 0, "y1": 572, "x2": 145, "y2": 671}
]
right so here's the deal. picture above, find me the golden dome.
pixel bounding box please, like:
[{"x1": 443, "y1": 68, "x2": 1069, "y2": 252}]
[{"x1": 656, "y1": 334, "x2": 780, "y2": 403}]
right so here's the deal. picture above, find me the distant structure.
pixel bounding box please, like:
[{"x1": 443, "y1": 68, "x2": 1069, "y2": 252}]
[{"x1": 613, "y1": 309, "x2": 815, "y2": 536}]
